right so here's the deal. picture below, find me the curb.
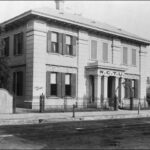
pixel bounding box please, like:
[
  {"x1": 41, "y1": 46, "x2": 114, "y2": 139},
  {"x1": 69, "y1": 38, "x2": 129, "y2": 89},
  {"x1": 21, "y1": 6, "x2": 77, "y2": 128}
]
[{"x1": 0, "y1": 113, "x2": 150, "y2": 126}]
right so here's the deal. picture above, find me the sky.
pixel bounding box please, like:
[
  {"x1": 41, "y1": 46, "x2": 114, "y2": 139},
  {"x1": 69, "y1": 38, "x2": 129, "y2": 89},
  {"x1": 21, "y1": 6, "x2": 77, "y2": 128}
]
[
  {"x1": 0, "y1": 1, "x2": 150, "y2": 41},
  {"x1": 1, "y1": 1, "x2": 150, "y2": 74}
]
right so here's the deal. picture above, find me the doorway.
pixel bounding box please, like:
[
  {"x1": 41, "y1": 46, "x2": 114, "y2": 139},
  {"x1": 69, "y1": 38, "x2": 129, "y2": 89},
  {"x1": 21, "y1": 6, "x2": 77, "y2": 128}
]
[
  {"x1": 89, "y1": 75, "x2": 95, "y2": 103},
  {"x1": 108, "y1": 76, "x2": 115, "y2": 106}
]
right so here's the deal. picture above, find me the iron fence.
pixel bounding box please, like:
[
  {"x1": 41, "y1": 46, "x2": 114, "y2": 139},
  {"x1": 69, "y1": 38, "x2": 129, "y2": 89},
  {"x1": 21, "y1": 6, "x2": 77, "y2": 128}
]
[{"x1": 13, "y1": 94, "x2": 150, "y2": 113}]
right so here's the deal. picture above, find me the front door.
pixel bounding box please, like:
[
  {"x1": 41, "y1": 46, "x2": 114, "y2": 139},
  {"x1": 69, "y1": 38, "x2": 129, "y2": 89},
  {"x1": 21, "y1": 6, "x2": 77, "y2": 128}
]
[
  {"x1": 108, "y1": 76, "x2": 115, "y2": 107},
  {"x1": 89, "y1": 75, "x2": 95, "y2": 103}
]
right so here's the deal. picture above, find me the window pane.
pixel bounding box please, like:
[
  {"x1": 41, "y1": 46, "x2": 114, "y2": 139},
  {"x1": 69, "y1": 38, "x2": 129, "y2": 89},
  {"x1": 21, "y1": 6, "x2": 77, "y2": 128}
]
[
  {"x1": 65, "y1": 74, "x2": 70, "y2": 85},
  {"x1": 132, "y1": 49, "x2": 136, "y2": 65},
  {"x1": 66, "y1": 45, "x2": 72, "y2": 55},
  {"x1": 123, "y1": 47, "x2": 128, "y2": 65},
  {"x1": 65, "y1": 74, "x2": 71, "y2": 96},
  {"x1": 51, "y1": 84, "x2": 57, "y2": 96},
  {"x1": 103, "y1": 43, "x2": 108, "y2": 62},
  {"x1": 52, "y1": 32, "x2": 58, "y2": 42},
  {"x1": 51, "y1": 73, "x2": 56, "y2": 84},
  {"x1": 66, "y1": 36, "x2": 71, "y2": 45},
  {"x1": 91, "y1": 40, "x2": 97, "y2": 60},
  {"x1": 52, "y1": 43, "x2": 58, "y2": 53},
  {"x1": 65, "y1": 85, "x2": 71, "y2": 96}
]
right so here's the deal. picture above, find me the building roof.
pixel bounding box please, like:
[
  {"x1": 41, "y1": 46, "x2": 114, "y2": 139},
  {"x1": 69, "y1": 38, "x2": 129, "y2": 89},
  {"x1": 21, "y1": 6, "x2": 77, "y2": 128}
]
[{"x1": 1, "y1": 7, "x2": 150, "y2": 45}]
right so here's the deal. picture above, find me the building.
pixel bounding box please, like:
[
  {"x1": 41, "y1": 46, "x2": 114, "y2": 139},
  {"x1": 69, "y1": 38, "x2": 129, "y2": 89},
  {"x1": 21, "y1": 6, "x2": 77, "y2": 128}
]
[{"x1": 0, "y1": 2, "x2": 150, "y2": 110}]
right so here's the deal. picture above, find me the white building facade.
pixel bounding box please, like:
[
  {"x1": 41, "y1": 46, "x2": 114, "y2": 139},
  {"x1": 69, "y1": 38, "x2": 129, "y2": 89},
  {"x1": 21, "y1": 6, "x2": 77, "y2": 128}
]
[{"x1": 0, "y1": 7, "x2": 150, "y2": 110}]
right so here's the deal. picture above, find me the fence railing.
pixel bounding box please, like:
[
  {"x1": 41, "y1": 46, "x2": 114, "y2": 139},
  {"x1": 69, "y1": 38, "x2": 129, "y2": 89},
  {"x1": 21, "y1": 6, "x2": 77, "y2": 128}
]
[{"x1": 14, "y1": 94, "x2": 150, "y2": 113}]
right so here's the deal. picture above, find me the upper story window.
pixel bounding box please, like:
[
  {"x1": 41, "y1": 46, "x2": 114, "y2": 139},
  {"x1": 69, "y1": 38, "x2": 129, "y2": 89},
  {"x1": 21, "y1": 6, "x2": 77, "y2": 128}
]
[
  {"x1": 91, "y1": 40, "x2": 97, "y2": 60},
  {"x1": 14, "y1": 32, "x2": 23, "y2": 55},
  {"x1": 1, "y1": 37, "x2": 9, "y2": 57},
  {"x1": 66, "y1": 35, "x2": 72, "y2": 55},
  {"x1": 132, "y1": 49, "x2": 136, "y2": 66},
  {"x1": 47, "y1": 31, "x2": 77, "y2": 56},
  {"x1": 123, "y1": 47, "x2": 128, "y2": 65},
  {"x1": 51, "y1": 32, "x2": 59, "y2": 53},
  {"x1": 50, "y1": 72, "x2": 57, "y2": 96},
  {"x1": 65, "y1": 74, "x2": 71, "y2": 96},
  {"x1": 102, "y1": 43, "x2": 108, "y2": 62}
]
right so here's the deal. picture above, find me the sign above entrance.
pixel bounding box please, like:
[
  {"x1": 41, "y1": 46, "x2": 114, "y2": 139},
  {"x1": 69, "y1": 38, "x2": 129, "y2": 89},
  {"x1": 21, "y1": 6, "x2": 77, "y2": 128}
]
[{"x1": 99, "y1": 70, "x2": 124, "y2": 77}]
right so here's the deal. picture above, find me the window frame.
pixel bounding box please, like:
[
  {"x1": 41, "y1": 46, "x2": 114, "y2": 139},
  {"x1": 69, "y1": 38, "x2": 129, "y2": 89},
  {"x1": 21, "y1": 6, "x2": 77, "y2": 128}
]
[
  {"x1": 51, "y1": 32, "x2": 59, "y2": 53},
  {"x1": 66, "y1": 35, "x2": 73, "y2": 56}
]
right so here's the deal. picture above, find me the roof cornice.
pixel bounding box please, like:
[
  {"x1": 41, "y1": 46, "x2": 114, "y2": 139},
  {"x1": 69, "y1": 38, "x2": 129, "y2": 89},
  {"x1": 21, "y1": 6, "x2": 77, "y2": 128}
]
[
  {"x1": 0, "y1": 10, "x2": 32, "y2": 26},
  {"x1": 1, "y1": 9, "x2": 150, "y2": 45},
  {"x1": 32, "y1": 10, "x2": 150, "y2": 45}
]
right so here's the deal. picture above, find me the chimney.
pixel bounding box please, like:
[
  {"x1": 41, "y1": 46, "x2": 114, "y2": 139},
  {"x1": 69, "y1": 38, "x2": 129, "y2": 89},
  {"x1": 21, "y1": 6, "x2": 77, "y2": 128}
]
[{"x1": 55, "y1": 0, "x2": 64, "y2": 11}]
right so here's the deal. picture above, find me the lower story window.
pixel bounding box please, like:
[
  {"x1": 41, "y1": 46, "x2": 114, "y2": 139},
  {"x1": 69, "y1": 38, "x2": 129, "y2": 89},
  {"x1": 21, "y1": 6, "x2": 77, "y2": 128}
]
[
  {"x1": 46, "y1": 71, "x2": 76, "y2": 98},
  {"x1": 13, "y1": 71, "x2": 23, "y2": 96},
  {"x1": 50, "y1": 73, "x2": 57, "y2": 96},
  {"x1": 65, "y1": 74, "x2": 71, "y2": 96},
  {"x1": 124, "y1": 79, "x2": 138, "y2": 99}
]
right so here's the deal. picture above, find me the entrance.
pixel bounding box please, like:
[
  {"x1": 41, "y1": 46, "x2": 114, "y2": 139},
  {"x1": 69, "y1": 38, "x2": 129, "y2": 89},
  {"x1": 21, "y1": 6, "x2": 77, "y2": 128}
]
[
  {"x1": 108, "y1": 76, "x2": 115, "y2": 106},
  {"x1": 89, "y1": 75, "x2": 95, "y2": 103}
]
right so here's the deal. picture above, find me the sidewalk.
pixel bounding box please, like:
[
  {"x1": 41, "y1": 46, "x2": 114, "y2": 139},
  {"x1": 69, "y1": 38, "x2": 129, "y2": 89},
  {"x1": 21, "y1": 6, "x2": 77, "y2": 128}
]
[{"x1": 0, "y1": 108, "x2": 150, "y2": 126}]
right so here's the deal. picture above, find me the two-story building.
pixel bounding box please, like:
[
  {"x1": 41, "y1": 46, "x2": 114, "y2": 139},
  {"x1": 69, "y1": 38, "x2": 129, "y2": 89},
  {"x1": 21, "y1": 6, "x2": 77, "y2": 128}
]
[{"x1": 0, "y1": 3, "x2": 150, "y2": 110}]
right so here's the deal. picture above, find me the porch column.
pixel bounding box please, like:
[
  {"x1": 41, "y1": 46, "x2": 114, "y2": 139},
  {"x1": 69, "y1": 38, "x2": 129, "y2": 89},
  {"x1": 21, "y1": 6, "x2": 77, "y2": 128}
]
[
  {"x1": 94, "y1": 75, "x2": 101, "y2": 108},
  {"x1": 104, "y1": 75, "x2": 108, "y2": 108},
  {"x1": 121, "y1": 78, "x2": 125, "y2": 107},
  {"x1": 115, "y1": 77, "x2": 119, "y2": 97},
  {"x1": 121, "y1": 78, "x2": 125, "y2": 100}
]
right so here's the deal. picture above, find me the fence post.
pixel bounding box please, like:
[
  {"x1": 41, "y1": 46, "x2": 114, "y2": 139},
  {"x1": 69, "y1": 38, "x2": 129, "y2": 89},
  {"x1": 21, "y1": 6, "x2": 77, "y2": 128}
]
[{"x1": 39, "y1": 93, "x2": 45, "y2": 113}]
